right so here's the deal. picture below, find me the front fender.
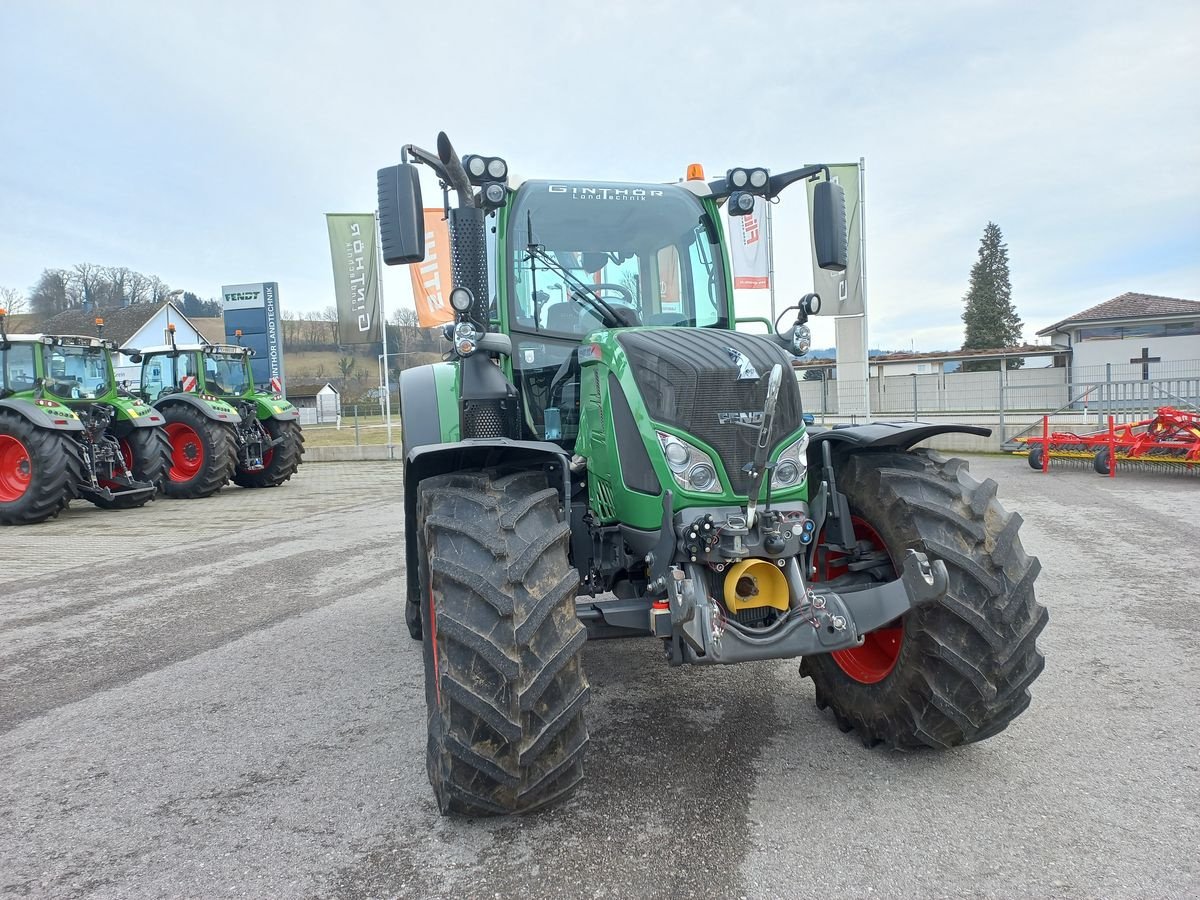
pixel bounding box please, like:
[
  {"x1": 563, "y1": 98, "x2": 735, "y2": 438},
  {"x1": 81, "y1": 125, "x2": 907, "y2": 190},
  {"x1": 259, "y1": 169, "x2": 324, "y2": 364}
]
[
  {"x1": 0, "y1": 397, "x2": 84, "y2": 431},
  {"x1": 402, "y1": 439, "x2": 571, "y2": 608},
  {"x1": 806, "y1": 421, "x2": 992, "y2": 464},
  {"x1": 153, "y1": 393, "x2": 239, "y2": 424}
]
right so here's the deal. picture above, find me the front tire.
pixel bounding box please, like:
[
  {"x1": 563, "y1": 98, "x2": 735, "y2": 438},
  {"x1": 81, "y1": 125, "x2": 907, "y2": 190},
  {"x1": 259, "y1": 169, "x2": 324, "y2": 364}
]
[
  {"x1": 802, "y1": 449, "x2": 1047, "y2": 749},
  {"x1": 232, "y1": 418, "x2": 304, "y2": 488},
  {"x1": 417, "y1": 468, "x2": 589, "y2": 816},
  {"x1": 160, "y1": 404, "x2": 237, "y2": 499},
  {"x1": 0, "y1": 412, "x2": 78, "y2": 526}
]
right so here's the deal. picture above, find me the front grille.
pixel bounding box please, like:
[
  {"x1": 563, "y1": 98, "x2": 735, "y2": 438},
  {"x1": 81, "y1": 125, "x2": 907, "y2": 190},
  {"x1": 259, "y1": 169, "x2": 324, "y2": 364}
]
[{"x1": 618, "y1": 329, "x2": 803, "y2": 494}]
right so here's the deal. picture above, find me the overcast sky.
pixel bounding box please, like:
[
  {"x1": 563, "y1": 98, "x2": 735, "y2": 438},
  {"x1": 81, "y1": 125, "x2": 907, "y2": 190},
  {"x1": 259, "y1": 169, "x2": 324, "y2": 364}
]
[{"x1": 1, "y1": 1, "x2": 1196, "y2": 350}]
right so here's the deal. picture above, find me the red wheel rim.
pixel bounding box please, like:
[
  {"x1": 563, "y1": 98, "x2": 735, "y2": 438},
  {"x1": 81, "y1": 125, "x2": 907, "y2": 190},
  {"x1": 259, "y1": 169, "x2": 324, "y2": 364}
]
[
  {"x1": 814, "y1": 515, "x2": 904, "y2": 684},
  {"x1": 164, "y1": 423, "x2": 204, "y2": 482},
  {"x1": 0, "y1": 434, "x2": 32, "y2": 502}
]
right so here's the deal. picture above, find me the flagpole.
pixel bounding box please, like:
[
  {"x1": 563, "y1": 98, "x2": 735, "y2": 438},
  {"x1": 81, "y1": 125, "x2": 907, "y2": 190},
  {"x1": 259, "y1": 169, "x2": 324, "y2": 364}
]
[
  {"x1": 375, "y1": 212, "x2": 395, "y2": 455},
  {"x1": 858, "y1": 157, "x2": 870, "y2": 417},
  {"x1": 766, "y1": 197, "x2": 777, "y2": 326}
]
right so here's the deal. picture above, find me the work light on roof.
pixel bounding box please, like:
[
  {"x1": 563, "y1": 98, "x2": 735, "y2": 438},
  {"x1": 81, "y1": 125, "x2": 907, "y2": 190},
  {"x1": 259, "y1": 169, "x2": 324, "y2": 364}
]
[
  {"x1": 728, "y1": 167, "x2": 769, "y2": 195},
  {"x1": 462, "y1": 155, "x2": 508, "y2": 186}
]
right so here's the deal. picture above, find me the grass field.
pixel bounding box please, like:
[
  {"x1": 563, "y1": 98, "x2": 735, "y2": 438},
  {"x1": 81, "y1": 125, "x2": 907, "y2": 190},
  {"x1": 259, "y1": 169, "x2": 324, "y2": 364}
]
[{"x1": 302, "y1": 415, "x2": 398, "y2": 447}]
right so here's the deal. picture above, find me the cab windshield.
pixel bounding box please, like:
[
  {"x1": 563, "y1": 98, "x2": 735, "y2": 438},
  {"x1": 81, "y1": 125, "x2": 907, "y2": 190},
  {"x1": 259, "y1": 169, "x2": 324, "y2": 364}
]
[
  {"x1": 204, "y1": 353, "x2": 250, "y2": 396},
  {"x1": 47, "y1": 344, "x2": 111, "y2": 400},
  {"x1": 507, "y1": 181, "x2": 729, "y2": 337}
]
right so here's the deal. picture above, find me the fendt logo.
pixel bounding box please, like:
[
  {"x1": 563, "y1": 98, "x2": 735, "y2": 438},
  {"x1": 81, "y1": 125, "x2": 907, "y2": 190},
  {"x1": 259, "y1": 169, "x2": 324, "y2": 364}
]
[{"x1": 718, "y1": 411, "x2": 764, "y2": 427}]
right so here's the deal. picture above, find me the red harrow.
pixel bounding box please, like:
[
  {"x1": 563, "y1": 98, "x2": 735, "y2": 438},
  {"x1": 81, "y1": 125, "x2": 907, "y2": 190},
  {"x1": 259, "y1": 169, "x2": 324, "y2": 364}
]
[{"x1": 1016, "y1": 406, "x2": 1200, "y2": 476}]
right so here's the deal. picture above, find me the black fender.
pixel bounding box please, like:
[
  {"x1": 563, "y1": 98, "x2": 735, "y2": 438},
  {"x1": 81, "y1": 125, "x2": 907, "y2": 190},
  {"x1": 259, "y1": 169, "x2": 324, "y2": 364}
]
[
  {"x1": 806, "y1": 421, "x2": 991, "y2": 463},
  {"x1": 403, "y1": 439, "x2": 571, "y2": 608},
  {"x1": 0, "y1": 397, "x2": 84, "y2": 432},
  {"x1": 398, "y1": 364, "x2": 442, "y2": 457},
  {"x1": 153, "y1": 394, "x2": 238, "y2": 424}
]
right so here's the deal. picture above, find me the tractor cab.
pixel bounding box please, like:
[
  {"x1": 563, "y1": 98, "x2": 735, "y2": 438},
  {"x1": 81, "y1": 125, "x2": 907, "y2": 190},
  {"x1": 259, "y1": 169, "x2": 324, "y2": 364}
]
[
  {"x1": 502, "y1": 180, "x2": 733, "y2": 445},
  {"x1": 137, "y1": 343, "x2": 253, "y2": 402}
]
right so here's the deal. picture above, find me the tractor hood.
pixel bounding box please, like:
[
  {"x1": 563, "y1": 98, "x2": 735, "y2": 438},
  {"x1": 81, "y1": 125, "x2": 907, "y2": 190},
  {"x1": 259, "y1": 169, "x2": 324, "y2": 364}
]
[{"x1": 610, "y1": 329, "x2": 803, "y2": 493}]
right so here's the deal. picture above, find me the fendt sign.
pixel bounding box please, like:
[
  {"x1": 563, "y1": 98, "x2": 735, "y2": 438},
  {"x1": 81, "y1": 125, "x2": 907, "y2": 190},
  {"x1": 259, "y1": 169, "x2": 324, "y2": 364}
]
[{"x1": 220, "y1": 281, "x2": 285, "y2": 391}]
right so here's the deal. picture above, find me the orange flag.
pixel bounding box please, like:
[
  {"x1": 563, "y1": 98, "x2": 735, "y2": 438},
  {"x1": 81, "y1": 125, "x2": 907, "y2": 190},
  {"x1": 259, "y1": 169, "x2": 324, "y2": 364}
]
[{"x1": 409, "y1": 210, "x2": 454, "y2": 327}]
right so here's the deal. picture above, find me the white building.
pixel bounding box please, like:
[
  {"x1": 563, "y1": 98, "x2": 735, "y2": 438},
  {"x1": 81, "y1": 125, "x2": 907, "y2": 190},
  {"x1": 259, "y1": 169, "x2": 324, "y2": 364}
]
[{"x1": 1037, "y1": 292, "x2": 1200, "y2": 380}]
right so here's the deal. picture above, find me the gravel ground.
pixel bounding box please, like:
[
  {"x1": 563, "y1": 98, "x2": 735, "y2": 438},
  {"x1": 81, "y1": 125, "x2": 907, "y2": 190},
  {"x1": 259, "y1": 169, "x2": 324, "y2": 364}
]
[{"x1": 1, "y1": 457, "x2": 1197, "y2": 899}]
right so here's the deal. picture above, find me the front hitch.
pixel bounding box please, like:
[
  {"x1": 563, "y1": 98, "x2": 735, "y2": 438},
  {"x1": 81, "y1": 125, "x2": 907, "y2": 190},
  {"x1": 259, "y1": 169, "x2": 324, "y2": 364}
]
[{"x1": 667, "y1": 549, "x2": 948, "y2": 666}]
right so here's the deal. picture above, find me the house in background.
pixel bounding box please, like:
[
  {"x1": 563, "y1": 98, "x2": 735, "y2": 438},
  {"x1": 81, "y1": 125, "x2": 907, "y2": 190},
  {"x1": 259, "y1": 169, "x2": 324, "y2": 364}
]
[
  {"x1": 1037, "y1": 292, "x2": 1200, "y2": 380},
  {"x1": 286, "y1": 382, "x2": 341, "y2": 425},
  {"x1": 43, "y1": 301, "x2": 213, "y2": 385}
]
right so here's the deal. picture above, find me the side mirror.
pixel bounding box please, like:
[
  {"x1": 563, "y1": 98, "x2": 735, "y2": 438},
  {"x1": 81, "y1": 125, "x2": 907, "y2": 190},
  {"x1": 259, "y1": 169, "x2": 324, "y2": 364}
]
[
  {"x1": 127, "y1": 352, "x2": 142, "y2": 364},
  {"x1": 812, "y1": 180, "x2": 848, "y2": 271},
  {"x1": 377, "y1": 163, "x2": 426, "y2": 265}
]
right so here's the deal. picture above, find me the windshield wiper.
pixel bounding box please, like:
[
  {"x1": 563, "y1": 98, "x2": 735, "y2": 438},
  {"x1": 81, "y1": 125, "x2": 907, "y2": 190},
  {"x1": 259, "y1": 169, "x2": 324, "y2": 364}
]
[{"x1": 525, "y1": 212, "x2": 624, "y2": 329}]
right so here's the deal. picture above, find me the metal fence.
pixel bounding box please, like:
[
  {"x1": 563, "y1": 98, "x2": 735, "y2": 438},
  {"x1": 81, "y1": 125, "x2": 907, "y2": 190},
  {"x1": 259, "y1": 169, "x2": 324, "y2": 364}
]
[{"x1": 798, "y1": 359, "x2": 1200, "y2": 448}]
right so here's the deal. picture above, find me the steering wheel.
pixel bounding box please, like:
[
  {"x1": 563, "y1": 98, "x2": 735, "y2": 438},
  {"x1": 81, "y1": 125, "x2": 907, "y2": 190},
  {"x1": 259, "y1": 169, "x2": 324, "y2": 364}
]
[
  {"x1": 575, "y1": 283, "x2": 634, "y2": 306},
  {"x1": 94, "y1": 383, "x2": 107, "y2": 394}
]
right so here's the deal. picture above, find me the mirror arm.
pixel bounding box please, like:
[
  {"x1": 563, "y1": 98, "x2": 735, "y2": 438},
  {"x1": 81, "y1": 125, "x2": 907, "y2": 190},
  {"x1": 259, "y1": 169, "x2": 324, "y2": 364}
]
[
  {"x1": 403, "y1": 143, "x2": 450, "y2": 184},
  {"x1": 766, "y1": 164, "x2": 829, "y2": 200}
]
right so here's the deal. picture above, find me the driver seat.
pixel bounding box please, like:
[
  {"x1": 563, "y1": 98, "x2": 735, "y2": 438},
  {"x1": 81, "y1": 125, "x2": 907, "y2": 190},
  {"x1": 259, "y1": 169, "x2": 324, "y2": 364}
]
[{"x1": 545, "y1": 303, "x2": 580, "y2": 334}]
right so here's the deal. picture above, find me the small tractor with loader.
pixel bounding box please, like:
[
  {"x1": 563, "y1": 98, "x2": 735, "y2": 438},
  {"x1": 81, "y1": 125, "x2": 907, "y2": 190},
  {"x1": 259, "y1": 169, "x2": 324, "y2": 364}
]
[
  {"x1": 0, "y1": 310, "x2": 168, "y2": 525},
  {"x1": 378, "y1": 134, "x2": 1048, "y2": 816},
  {"x1": 131, "y1": 327, "x2": 303, "y2": 496}
]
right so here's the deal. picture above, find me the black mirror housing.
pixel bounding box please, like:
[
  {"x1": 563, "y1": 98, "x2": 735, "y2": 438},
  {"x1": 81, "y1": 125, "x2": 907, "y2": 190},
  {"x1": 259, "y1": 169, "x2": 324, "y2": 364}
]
[
  {"x1": 377, "y1": 163, "x2": 426, "y2": 265},
  {"x1": 812, "y1": 180, "x2": 848, "y2": 271}
]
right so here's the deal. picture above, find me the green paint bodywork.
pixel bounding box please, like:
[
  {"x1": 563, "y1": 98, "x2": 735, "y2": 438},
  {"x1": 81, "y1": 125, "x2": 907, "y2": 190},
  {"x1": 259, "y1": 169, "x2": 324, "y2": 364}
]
[
  {"x1": 421, "y1": 185, "x2": 808, "y2": 530},
  {"x1": 138, "y1": 349, "x2": 297, "y2": 421},
  {"x1": 3, "y1": 337, "x2": 156, "y2": 425}
]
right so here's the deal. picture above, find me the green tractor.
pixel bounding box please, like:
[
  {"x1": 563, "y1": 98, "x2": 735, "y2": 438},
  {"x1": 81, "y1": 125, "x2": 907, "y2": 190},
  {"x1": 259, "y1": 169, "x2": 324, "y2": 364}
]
[
  {"x1": 378, "y1": 134, "x2": 1047, "y2": 816},
  {"x1": 0, "y1": 310, "x2": 168, "y2": 525},
  {"x1": 132, "y1": 327, "x2": 303, "y2": 496}
]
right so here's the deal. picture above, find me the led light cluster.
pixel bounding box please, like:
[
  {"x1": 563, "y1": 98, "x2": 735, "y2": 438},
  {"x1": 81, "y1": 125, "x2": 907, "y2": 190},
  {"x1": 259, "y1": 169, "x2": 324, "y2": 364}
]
[
  {"x1": 656, "y1": 430, "x2": 722, "y2": 494},
  {"x1": 771, "y1": 431, "x2": 810, "y2": 490}
]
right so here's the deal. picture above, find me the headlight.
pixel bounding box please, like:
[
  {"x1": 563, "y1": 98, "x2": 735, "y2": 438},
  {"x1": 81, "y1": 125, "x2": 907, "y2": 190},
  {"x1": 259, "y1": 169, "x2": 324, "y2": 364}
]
[
  {"x1": 454, "y1": 322, "x2": 477, "y2": 356},
  {"x1": 656, "y1": 430, "x2": 723, "y2": 494},
  {"x1": 771, "y1": 431, "x2": 810, "y2": 490},
  {"x1": 450, "y1": 286, "x2": 474, "y2": 312},
  {"x1": 793, "y1": 323, "x2": 811, "y2": 356}
]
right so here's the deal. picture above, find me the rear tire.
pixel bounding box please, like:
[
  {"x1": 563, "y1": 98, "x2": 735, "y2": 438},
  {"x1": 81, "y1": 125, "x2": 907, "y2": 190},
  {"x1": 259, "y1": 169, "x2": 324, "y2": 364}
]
[
  {"x1": 0, "y1": 412, "x2": 78, "y2": 526},
  {"x1": 802, "y1": 449, "x2": 1047, "y2": 750},
  {"x1": 232, "y1": 418, "x2": 304, "y2": 488},
  {"x1": 417, "y1": 468, "x2": 588, "y2": 816},
  {"x1": 88, "y1": 426, "x2": 171, "y2": 510},
  {"x1": 160, "y1": 404, "x2": 237, "y2": 499}
]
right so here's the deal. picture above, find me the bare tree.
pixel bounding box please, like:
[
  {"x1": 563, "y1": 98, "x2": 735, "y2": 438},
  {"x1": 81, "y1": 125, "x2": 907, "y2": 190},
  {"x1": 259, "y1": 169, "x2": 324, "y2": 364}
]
[
  {"x1": 148, "y1": 276, "x2": 173, "y2": 304},
  {"x1": 70, "y1": 263, "x2": 107, "y2": 309},
  {"x1": 0, "y1": 286, "x2": 26, "y2": 316},
  {"x1": 125, "y1": 270, "x2": 151, "y2": 304},
  {"x1": 30, "y1": 269, "x2": 72, "y2": 315},
  {"x1": 322, "y1": 306, "x2": 340, "y2": 346}
]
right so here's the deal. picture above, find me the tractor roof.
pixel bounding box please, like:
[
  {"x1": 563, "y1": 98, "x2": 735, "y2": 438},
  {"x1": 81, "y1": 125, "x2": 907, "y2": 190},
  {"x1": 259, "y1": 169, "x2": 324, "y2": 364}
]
[
  {"x1": 2, "y1": 333, "x2": 116, "y2": 350},
  {"x1": 138, "y1": 343, "x2": 250, "y2": 356}
]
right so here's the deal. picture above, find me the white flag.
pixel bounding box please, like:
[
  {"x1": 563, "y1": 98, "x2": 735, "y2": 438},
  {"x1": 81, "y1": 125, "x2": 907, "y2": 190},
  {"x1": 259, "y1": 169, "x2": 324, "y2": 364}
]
[{"x1": 726, "y1": 196, "x2": 771, "y2": 290}]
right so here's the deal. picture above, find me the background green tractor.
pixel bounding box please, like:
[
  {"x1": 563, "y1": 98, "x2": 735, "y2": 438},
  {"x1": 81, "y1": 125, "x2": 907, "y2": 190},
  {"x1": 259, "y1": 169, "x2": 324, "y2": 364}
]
[
  {"x1": 0, "y1": 310, "x2": 167, "y2": 524},
  {"x1": 378, "y1": 134, "x2": 1047, "y2": 816},
  {"x1": 133, "y1": 328, "x2": 303, "y2": 497}
]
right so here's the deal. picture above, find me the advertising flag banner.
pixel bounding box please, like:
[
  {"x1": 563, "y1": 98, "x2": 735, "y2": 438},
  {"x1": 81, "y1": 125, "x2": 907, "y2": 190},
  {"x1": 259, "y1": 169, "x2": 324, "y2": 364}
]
[
  {"x1": 806, "y1": 163, "x2": 864, "y2": 316},
  {"x1": 409, "y1": 210, "x2": 454, "y2": 328},
  {"x1": 326, "y1": 213, "x2": 381, "y2": 344},
  {"x1": 726, "y1": 196, "x2": 771, "y2": 289}
]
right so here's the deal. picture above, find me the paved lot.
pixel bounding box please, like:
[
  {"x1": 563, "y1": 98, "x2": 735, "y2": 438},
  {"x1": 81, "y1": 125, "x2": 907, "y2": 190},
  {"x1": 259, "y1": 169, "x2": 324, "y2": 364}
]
[{"x1": 1, "y1": 458, "x2": 1197, "y2": 899}]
